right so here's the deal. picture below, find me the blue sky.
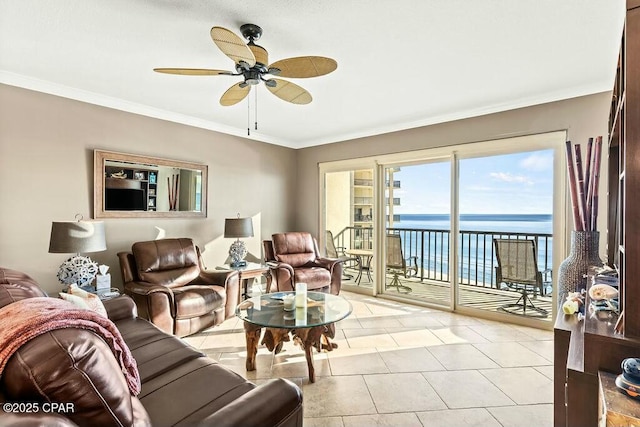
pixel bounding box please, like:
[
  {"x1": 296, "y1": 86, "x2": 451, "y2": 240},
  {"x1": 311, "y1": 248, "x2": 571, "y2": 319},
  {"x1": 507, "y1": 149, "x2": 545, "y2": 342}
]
[{"x1": 390, "y1": 149, "x2": 554, "y2": 215}]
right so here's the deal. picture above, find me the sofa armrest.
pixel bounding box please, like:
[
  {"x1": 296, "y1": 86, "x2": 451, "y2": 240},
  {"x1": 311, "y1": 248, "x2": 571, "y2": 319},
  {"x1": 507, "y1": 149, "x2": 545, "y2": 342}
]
[
  {"x1": 315, "y1": 257, "x2": 342, "y2": 295},
  {"x1": 192, "y1": 269, "x2": 240, "y2": 320},
  {"x1": 315, "y1": 257, "x2": 341, "y2": 270},
  {"x1": 102, "y1": 295, "x2": 138, "y2": 321},
  {"x1": 124, "y1": 281, "x2": 174, "y2": 298},
  {"x1": 124, "y1": 281, "x2": 176, "y2": 322},
  {"x1": 266, "y1": 261, "x2": 295, "y2": 277},
  {"x1": 193, "y1": 269, "x2": 239, "y2": 286},
  {"x1": 197, "y1": 378, "x2": 303, "y2": 427},
  {"x1": 265, "y1": 262, "x2": 296, "y2": 292}
]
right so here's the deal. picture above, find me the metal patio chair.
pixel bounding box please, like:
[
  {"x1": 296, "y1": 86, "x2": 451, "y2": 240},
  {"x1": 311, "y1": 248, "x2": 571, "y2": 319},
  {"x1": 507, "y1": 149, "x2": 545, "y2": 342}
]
[
  {"x1": 325, "y1": 230, "x2": 358, "y2": 279},
  {"x1": 386, "y1": 233, "x2": 418, "y2": 293},
  {"x1": 494, "y1": 238, "x2": 550, "y2": 318}
]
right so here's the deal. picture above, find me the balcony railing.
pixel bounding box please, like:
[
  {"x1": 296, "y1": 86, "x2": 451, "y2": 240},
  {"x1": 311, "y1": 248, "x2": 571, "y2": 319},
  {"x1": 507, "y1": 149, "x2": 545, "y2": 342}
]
[
  {"x1": 354, "y1": 197, "x2": 373, "y2": 205},
  {"x1": 352, "y1": 179, "x2": 401, "y2": 188},
  {"x1": 353, "y1": 197, "x2": 401, "y2": 205},
  {"x1": 332, "y1": 226, "x2": 553, "y2": 289}
]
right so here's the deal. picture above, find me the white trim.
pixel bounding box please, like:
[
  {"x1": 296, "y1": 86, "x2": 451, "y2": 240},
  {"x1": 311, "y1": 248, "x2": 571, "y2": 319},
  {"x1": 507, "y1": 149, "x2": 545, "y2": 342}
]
[
  {"x1": 295, "y1": 84, "x2": 611, "y2": 148},
  {"x1": 294, "y1": 86, "x2": 607, "y2": 148}
]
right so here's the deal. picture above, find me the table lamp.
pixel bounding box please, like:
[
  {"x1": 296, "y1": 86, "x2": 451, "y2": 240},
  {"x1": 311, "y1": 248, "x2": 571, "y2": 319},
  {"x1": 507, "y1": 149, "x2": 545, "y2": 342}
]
[
  {"x1": 49, "y1": 214, "x2": 107, "y2": 289},
  {"x1": 224, "y1": 214, "x2": 254, "y2": 267}
]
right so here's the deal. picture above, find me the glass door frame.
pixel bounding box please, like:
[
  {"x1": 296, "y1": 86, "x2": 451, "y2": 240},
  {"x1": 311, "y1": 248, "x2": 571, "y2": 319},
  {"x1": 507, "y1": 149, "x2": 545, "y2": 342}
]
[{"x1": 320, "y1": 130, "x2": 567, "y2": 328}]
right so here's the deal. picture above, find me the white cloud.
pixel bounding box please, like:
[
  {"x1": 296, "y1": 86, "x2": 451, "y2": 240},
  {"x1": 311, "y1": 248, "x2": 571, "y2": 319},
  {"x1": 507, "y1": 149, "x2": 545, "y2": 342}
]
[
  {"x1": 519, "y1": 152, "x2": 553, "y2": 171},
  {"x1": 489, "y1": 172, "x2": 533, "y2": 184}
]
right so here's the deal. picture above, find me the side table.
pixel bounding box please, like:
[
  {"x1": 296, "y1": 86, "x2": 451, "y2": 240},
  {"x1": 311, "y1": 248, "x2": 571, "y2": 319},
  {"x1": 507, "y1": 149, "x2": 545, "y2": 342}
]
[
  {"x1": 217, "y1": 262, "x2": 270, "y2": 300},
  {"x1": 346, "y1": 249, "x2": 373, "y2": 284},
  {"x1": 78, "y1": 285, "x2": 121, "y2": 301}
]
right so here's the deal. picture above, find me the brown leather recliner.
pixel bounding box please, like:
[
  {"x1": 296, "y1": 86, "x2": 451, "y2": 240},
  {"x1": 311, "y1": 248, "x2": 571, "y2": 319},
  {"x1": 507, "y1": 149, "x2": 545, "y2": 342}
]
[
  {"x1": 264, "y1": 232, "x2": 342, "y2": 295},
  {"x1": 118, "y1": 238, "x2": 240, "y2": 337}
]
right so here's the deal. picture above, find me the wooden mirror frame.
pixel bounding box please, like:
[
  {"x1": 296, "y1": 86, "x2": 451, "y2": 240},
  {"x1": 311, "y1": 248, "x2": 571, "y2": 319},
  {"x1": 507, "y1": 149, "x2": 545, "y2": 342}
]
[{"x1": 94, "y1": 150, "x2": 207, "y2": 219}]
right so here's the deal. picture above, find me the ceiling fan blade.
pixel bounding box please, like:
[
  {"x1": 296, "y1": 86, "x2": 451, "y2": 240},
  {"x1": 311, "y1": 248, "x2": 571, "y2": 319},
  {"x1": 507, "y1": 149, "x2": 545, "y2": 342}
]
[
  {"x1": 266, "y1": 78, "x2": 312, "y2": 104},
  {"x1": 154, "y1": 68, "x2": 234, "y2": 76},
  {"x1": 211, "y1": 26, "x2": 256, "y2": 67},
  {"x1": 268, "y1": 56, "x2": 337, "y2": 78},
  {"x1": 220, "y1": 82, "x2": 250, "y2": 106}
]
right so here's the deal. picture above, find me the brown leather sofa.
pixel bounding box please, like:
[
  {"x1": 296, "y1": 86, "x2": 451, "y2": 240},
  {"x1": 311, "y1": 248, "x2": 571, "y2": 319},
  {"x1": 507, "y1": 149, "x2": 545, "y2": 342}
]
[
  {"x1": 264, "y1": 232, "x2": 342, "y2": 295},
  {"x1": 118, "y1": 238, "x2": 240, "y2": 337},
  {"x1": 0, "y1": 267, "x2": 303, "y2": 427}
]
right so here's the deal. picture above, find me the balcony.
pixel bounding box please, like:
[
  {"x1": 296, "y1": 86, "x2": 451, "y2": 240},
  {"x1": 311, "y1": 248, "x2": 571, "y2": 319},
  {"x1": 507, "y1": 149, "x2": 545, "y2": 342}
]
[
  {"x1": 331, "y1": 226, "x2": 553, "y2": 319},
  {"x1": 353, "y1": 197, "x2": 373, "y2": 205}
]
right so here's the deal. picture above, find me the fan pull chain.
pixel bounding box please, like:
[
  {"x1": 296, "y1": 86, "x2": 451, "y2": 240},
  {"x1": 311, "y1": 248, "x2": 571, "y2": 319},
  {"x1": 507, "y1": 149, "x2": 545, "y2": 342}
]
[
  {"x1": 247, "y1": 88, "x2": 250, "y2": 136},
  {"x1": 255, "y1": 89, "x2": 258, "y2": 130}
]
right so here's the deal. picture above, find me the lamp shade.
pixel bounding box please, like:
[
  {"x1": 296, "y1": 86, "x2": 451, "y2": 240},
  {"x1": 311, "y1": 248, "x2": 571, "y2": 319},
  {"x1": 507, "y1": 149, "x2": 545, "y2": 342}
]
[
  {"x1": 224, "y1": 217, "x2": 254, "y2": 239},
  {"x1": 49, "y1": 221, "x2": 107, "y2": 254}
]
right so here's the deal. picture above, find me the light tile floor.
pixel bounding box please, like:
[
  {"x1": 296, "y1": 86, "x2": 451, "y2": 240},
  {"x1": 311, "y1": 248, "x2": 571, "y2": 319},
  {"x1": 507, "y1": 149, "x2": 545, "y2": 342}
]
[{"x1": 184, "y1": 291, "x2": 553, "y2": 427}]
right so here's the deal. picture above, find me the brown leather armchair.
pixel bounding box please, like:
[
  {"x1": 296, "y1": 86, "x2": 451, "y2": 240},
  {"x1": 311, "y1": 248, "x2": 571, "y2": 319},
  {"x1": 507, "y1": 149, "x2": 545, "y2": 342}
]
[
  {"x1": 118, "y1": 238, "x2": 240, "y2": 337},
  {"x1": 264, "y1": 232, "x2": 342, "y2": 295}
]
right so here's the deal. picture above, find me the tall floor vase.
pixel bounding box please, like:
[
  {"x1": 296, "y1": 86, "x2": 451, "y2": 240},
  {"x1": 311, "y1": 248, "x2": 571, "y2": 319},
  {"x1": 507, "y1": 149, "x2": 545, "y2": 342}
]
[{"x1": 558, "y1": 230, "x2": 603, "y2": 296}]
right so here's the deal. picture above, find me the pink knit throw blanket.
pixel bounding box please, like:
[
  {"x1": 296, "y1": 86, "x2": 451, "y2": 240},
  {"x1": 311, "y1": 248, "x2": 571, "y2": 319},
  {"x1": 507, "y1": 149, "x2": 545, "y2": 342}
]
[{"x1": 0, "y1": 297, "x2": 141, "y2": 395}]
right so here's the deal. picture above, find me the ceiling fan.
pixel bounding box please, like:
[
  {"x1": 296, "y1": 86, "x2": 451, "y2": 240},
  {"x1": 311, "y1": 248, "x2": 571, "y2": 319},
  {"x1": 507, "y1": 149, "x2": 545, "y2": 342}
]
[{"x1": 154, "y1": 24, "x2": 337, "y2": 107}]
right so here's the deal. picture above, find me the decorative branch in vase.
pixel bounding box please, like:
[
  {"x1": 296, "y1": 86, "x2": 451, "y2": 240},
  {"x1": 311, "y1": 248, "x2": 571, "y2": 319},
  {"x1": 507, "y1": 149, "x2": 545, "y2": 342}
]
[
  {"x1": 559, "y1": 137, "x2": 604, "y2": 296},
  {"x1": 167, "y1": 174, "x2": 179, "y2": 211}
]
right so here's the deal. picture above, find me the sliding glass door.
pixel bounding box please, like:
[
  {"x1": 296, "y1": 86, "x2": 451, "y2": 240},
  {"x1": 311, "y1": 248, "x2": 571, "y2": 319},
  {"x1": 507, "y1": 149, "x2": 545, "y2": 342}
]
[
  {"x1": 320, "y1": 131, "x2": 564, "y2": 325},
  {"x1": 456, "y1": 150, "x2": 554, "y2": 323},
  {"x1": 382, "y1": 161, "x2": 452, "y2": 308}
]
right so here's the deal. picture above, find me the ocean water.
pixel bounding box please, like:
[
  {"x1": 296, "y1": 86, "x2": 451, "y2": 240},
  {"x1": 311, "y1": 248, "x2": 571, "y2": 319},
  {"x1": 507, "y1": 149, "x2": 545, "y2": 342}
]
[
  {"x1": 388, "y1": 214, "x2": 553, "y2": 286},
  {"x1": 396, "y1": 213, "x2": 553, "y2": 234}
]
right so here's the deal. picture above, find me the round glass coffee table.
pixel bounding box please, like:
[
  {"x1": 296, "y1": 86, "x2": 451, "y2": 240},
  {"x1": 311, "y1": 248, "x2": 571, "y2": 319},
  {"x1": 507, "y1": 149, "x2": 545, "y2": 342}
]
[{"x1": 236, "y1": 291, "x2": 352, "y2": 383}]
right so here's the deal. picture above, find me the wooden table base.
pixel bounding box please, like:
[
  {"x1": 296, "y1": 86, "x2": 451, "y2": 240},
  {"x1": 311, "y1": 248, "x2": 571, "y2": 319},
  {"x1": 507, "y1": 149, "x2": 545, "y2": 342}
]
[{"x1": 243, "y1": 322, "x2": 337, "y2": 383}]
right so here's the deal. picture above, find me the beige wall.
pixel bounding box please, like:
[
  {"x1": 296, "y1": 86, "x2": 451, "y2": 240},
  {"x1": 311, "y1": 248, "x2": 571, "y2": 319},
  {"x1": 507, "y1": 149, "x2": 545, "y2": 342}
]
[
  {"x1": 296, "y1": 92, "x2": 612, "y2": 251},
  {"x1": 0, "y1": 85, "x2": 612, "y2": 293},
  {"x1": 0, "y1": 84, "x2": 297, "y2": 293}
]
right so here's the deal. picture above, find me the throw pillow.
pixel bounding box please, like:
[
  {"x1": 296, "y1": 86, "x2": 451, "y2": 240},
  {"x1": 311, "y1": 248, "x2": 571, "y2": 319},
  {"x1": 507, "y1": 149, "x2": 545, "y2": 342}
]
[{"x1": 59, "y1": 284, "x2": 108, "y2": 318}]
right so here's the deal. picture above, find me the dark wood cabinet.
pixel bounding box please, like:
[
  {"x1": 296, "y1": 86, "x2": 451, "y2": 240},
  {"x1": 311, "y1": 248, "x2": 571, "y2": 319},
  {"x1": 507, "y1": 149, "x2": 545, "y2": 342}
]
[
  {"x1": 609, "y1": 0, "x2": 640, "y2": 338},
  {"x1": 555, "y1": 2, "x2": 640, "y2": 426}
]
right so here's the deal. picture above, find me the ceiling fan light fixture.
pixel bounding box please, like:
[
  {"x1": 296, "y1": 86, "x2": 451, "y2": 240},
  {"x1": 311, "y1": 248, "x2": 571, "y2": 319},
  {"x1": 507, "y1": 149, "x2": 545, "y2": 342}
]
[
  {"x1": 155, "y1": 22, "x2": 336, "y2": 115},
  {"x1": 244, "y1": 69, "x2": 261, "y2": 85}
]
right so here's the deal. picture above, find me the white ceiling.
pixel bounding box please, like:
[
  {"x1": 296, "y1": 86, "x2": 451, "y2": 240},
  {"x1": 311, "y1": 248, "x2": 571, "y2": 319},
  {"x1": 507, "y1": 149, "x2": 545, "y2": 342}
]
[{"x1": 0, "y1": 1, "x2": 626, "y2": 149}]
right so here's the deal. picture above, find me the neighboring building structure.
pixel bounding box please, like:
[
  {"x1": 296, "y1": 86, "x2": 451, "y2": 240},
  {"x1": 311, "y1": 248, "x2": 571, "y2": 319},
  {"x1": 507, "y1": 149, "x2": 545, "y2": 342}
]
[{"x1": 325, "y1": 168, "x2": 401, "y2": 251}]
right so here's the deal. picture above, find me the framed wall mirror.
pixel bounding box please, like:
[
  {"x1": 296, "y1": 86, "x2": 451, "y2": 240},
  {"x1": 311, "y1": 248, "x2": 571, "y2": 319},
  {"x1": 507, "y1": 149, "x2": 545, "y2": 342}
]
[{"x1": 94, "y1": 150, "x2": 207, "y2": 218}]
